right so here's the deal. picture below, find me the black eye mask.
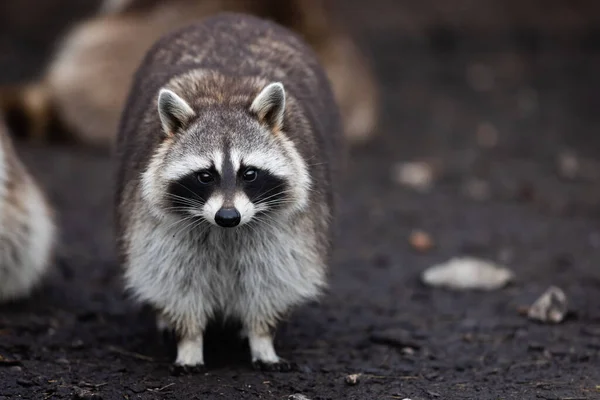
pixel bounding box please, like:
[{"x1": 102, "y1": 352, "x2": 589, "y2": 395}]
[{"x1": 241, "y1": 167, "x2": 289, "y2": 209}]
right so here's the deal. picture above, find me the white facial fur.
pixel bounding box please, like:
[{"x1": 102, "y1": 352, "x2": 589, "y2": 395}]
[
  {"x1": 200, "y1": 193, "x2": 223, "y2": 225},
  {"x1": 233, "y1": 192, "x2": 256, "y2": 225}
]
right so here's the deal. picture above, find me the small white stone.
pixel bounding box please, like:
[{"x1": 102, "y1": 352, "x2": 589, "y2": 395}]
[
  {"x1": 392, "y1": 161, "x2": 434, "y2": 192},
  {"x1": 345, "y1": 373, "x2": 361, "y2": 385},
  {"x1": 289, "y1": 395, "x2": 312, "y2": 400},
  {"x1": 527, "y1": 286, "x2": 568, "y2": 324},
  {"x1": 422, "y1": 257, "x2": 514, "y2": 291}
]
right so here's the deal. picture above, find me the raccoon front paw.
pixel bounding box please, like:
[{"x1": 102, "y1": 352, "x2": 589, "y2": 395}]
[
  {"x1": 252, "y1": 358, "x2": 296, "y2": 372},
  {"x1": 169, "y1": 363, "x2": 206, "y2": 376}
]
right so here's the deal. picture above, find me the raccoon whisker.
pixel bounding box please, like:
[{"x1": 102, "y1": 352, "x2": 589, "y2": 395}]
[
  {"x1": 165, "y1": 193, "x2": 206, "y2": 206},
  {"x1": 260, "y1": 200, "x2": 297, "y2": 208},
  {"x1": 236, "y1": 188, "x2": 293, "y2": 212},
  {"x1": 164, "y1": 197, "x2": 201, "y2": 207},
  {"x1": 165, "y1": 192, "x2": 202, "y2": 202},
  {"x1": 177, "y1": 215, "x2": 209, "y2": 236},
  {"x1": 162, "y1": 212, "x2": 207, "y2": 233},
  {"x1": 173, "y1": 215, "x2": 210, "y2": 237},
  {"x1": 162, "y1": 207, "x2": 201, "y2": 214},
  {"x1": 162, "y1": 214, "x2": 200, "y2": 232},
  {"x1": 259, "y1": 197, "x2": 297, "y2": 206},
  {"x1": 255, "y1": 189, "x2": 295, "y2": 204},
  {"x1": 167, "y1": 199, "x2": 204, "y2": 210},
  {"x1": 253, "y1": 184, "x2": 288, "y2": 201},
  {"x1": 164, "y1": 199, "x2": 205, "y2": 211},
  {"x1": 250, "y1": 215, "x2": 280, "y2": 232},
  {"x1": 172, "y1": 181, "x2": 206, "y2": 202},
  {"x1": 306, "y1": 161, "x2": 328, "y2": 167},
  {"x1": 240, "y1": 220, "x2": 261, "y2": 237}
]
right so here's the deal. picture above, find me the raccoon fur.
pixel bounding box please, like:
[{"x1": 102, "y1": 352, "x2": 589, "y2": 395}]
[
  {"x1": 0, "y1": 0, "x2": 377, "y2": 148},
  {"x1": 115, "y1": 13, "x2": 343, "y2": 372},
  {"x1": 0, "y1": 114, "x2": 56, "y2": 302}
]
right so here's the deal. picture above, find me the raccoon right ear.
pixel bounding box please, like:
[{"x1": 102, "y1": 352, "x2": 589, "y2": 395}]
[{"x1": 157, "y1": 89, "x2": 195, "y2": 136}]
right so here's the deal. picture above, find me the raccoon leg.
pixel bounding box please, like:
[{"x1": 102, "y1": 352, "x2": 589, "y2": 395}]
[
  {"x1": 247, "y1": 325, "x2": 294, "y2": 372},
  {"x1": 165, "y1": 307, "x2": 208, "y2": 374},
  {"x1": 170, "y1": 332, "x2": 206, "y2": 375}
]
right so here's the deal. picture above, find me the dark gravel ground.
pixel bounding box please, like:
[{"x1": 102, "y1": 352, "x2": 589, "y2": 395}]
[{"x1": 1, "y1": 1, "x2": 600, "y2": 399}]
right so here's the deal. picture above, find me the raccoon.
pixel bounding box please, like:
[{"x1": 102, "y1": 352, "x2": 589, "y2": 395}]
[
  {"x1": 115, "y1": 13, "x2": 343, "y2": 372},
  {"x1": 0, "y1": 0, "x2": 377, "y2": 148},
  {"x1": 0, "y1": 114, "x2": 56, "y2": 302}
]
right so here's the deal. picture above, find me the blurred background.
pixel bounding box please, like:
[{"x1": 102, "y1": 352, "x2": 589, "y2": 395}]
[{"x1": 1, "y1": 1, "x2": 600, "y2": 398}]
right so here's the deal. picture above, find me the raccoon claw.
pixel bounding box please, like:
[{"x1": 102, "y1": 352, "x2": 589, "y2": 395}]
[
  {"x1": 169, "y1": 363, "x2": 206, "y2": 376},
  {"x1": 252, "y1": 359, "x2": 296, "y2": 372}
]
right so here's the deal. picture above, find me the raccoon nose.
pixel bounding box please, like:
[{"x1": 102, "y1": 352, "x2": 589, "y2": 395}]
[{"x1": 215, "y1": 207, "x2": 241, "y2": 228}]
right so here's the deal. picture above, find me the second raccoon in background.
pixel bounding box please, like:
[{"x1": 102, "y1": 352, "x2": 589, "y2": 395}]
[
  {"x1": 0, "y1": 114, "x2": 56, "y2": 303},
  {"x1": 0, "y1": 0, "x2": 378, "y2": 148}
]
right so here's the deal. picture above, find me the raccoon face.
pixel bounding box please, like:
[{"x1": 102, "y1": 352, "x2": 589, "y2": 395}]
[{"x1": 142, "y1": 82, "x2": 311, "y2": 228}]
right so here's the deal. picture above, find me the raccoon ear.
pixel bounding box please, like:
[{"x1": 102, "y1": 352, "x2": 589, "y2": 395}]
[
  {"x1": 250, "y1": 82, "x2": 285, "y2": 131},
  {"x1": 157, "y1": 89, "x2": 195, "y2": 136}
]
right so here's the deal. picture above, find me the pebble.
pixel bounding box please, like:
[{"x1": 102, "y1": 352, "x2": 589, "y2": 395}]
[
  {"x1": 288, "y1": 395, "x2": 311, "y2": 400},
  {"x1": 401, "y1": 347, "x2": 415, "y2": 356},
  {"x1": 527, "y1": 286, "x2": 568, "y2": 323},
  {"x1": 409, "y1": 230, "x2": 434, "y2": 252},
  {"x1": 72, "y1": 388, "x2": 102, "y2": 399},
  {"x1": 344, "y1": 373, "x2": 361, "y2": 386}
]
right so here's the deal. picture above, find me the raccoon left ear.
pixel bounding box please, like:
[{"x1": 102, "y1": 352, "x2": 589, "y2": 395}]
[
  {"x1": 157, "y1": 89, "x2": 196, "y2": 136},
  {"x1": 250, "y1": 82, "x2": 285, "y2": 131}
]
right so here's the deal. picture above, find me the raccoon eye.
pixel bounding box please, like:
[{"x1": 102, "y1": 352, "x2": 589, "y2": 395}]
[
  {"x1": 242, "y1": 167, "x2": 258, "y2": 182},
  {"x1": 197, "y1": 170, "x2": 215, "y2": 184}
]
